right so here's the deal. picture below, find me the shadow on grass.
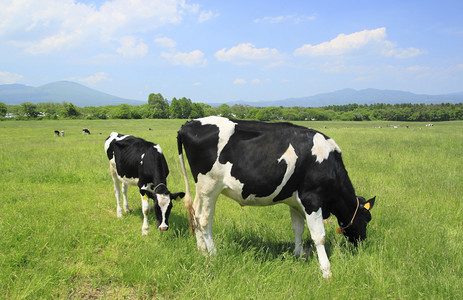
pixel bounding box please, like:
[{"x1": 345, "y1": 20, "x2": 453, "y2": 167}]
[
  {"x1": 218, "y1": 224, "x2": 360, "y2": 263},
  {"x1": 129, "y1": 206, "x2": 192, "y2": 237}
]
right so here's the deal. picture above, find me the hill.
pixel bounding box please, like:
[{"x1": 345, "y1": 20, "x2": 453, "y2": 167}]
[
  {"x1": 230, "y1": 89, "x2": 463, "y2": 107},
  {"x1": 0, "y1": 81, "x2": 144, "y2": 107},
  {"x1": 1, "y1": 81, "x2": 462, "y2": 108}
]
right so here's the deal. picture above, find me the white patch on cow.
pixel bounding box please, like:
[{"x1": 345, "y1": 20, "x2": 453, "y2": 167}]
[
  {"x1": 153, "y1": 144, "x2": 162, "y2": 154},
  {"x1": 199, "y1": 116, "x2": 237, "y2": 155},
  {"x1": 140, "y1": 153, "x2": 145, "y2": 165},
  {"x1": 156, "y1": 193, "x2": 171, "y2": 229},
  {"x1": 117, "y1": 174, "x2": 139, "y2": 186},
  {"x1": 105, "y1": 132, "x2": 130, "y2": 153},
  {"x1": 115, "y1": 134, "x2": 129, "y2": 141},
  {"x1": 140, "y1": 183, "x2": 152, "y2": 192},
  {"x1": 311, "y1": 133, "x2": 341, "y2": 163}
]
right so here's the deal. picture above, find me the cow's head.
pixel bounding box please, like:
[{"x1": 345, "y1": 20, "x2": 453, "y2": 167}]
[
  {"x1": 338, "y1": 196, "x2": 375, "y2": 245},
  {"x1": 144, "y1": 183, "x2": 185, "y2": 231}
]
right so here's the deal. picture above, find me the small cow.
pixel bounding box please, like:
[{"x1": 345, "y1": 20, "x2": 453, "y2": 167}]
[
  {"x1": 177, "y1": 117, "x2": 375, "y2": 278},
  {"x1": 105, "y1": 132, "x2": 184, "y2": 234},
  {"x1": 83, "y1": 128, "x2": 91, "y2": 135},
  {"x1": 54, "y1": 130, "x2": 60, "y2": 136}
]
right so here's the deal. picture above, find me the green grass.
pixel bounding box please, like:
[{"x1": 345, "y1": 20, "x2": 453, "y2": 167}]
[{"x1": 0, "y1": 119, "x2": 462, "y2": 299}]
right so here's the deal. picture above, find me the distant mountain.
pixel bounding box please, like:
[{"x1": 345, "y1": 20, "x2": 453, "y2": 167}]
[
  {"x1": 1, "y1": 81, "x2": 462, "y2": 108},
  {"x1": 0, "y1": 81, "x2": 144, "y2": 107},
  {"x1": 226, "y1": 88, "x2": 463, "y2": 107}
]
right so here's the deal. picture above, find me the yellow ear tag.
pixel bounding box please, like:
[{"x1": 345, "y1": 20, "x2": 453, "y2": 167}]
[
  {"x1": 336, "y1": 227, "x2": 343, "y2": 234},
  {"x1": 142, "y1": 194, "x2": 149, "y2": 201},
  {"x1": 364, "y1": 202, "x2": 371, "y2": 210}
]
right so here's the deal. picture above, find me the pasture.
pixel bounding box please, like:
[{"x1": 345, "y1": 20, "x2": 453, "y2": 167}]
[{"x1": 0, "y1": 119, "x2": 461, "y2": 299}]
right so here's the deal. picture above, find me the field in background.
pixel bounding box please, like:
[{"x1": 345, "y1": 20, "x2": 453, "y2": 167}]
[{"x1": 0, "y1": 119, "x2": 461, "y2": 298}]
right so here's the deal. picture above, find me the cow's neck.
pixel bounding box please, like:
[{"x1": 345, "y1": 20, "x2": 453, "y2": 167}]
[{"x1": 333, "y1": 195, "x2": 359, "y2": 228}]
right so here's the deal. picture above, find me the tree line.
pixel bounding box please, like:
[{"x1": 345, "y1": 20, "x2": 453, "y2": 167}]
[{"x1": 1, "y1": 93, "x2": 463, "y2": 122}]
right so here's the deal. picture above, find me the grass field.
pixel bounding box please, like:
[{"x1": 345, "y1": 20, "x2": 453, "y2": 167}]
[{"x1": 0, "y1": 119, "x2": 462, "y2": 299}]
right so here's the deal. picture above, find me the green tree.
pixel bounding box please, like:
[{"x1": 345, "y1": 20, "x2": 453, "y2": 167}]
[
  {"x1": 190, "y1": 103, "x2": 205, "y2": 118},
  {"x1": 169, "y1": 98, "x2": 182, "y2": 118},
  {"x1": 0, "y1": 102, "x2": 7, "y2": 117},
  {"x1": 148, "y1": 93, "x2": 169, "y2": 118},
  {"x1": 231, "y1": 104, "x2": 249, "y2": 119},
  {"x1": 64, "y1": 102, "x2": 80, "y2": 118},
  {"x1": 111, "y1": 104, "x2": 132, "y2": 119},
  {"x1": 219, "y1": 104, "x2": 232, "y2": 118},
  {"x1": 20, "y1": 102, "x2": 39, "y2": 118},
  {"x1": 179, "y1": 97, "x2": 192, "y2": 118},
  {"x1": 255, "y1": 108, "x2": 271, "y2": 121}
]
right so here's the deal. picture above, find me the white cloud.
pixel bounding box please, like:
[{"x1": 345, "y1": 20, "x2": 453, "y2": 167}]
[
  {"x1": 0, "y1": 71, "x2": 23, "y2": 84},
  {"x1": 294, "y1": 27, "x2": 426, "y2": 59},
  {"x1": 254, "y1": 14, "x2": 316, "y2": 24},
  {"x1": 406, "y1": 65, "x2": 430, "y2": 72},
  {"x1": 24, "y1": 30, "x2": 84, "y2": 54},
  {"x1": 117, "y1": 36, "x2": 148, "y2": 57},
  {"x1": 154, "y1": 37, "x2": 177, "y2": 48},
  {"x1": 1, "y1": 0, "x2": 198, "y2": 54},
  {"x1": 295, "y1": 28, "x2": 387, "y2": 56},
  {"x1": 198, "y1": 10, "x2": 219, "y2": 23},
  {"x1": 215, "y1": 43, "x2": 280, "y2": 63},
  {"x1": 383, "y1": 46, "x2": 427, "y2": 59},
  {"x1": 251, "y1": 78, "x2": 270, "y2": 84},
  {"x1": 233, "y1": 78, "x2": 246, "y2": 84},
  {"x1": 161, "y1": 50, "x2": 207, "y2": 66},
  {"x1": 70, "y1": 72, "x2": 112, "y2": 85}
]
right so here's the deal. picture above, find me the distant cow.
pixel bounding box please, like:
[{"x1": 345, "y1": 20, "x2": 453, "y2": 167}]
[
  {"x1": 54, "y1": 130, "x2": 60, "y2": 136},
  {"x1": 177, "y1": 117, "x2": 375, "y2": 278},
  {"x1": 61, "y1": 131, "x2": 65, "y2": 137},
  {"x1": 83, "y1": 128, "x2": 91, "y2": 135},
  {"x1": 105, "y1": 132, "x2": 184, "y2": 234}
]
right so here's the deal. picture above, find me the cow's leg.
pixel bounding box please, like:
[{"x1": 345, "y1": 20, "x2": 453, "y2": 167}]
[
  {"x1": 193, "y1": 180, "x2": 221, "y2": 255},
  {"x1": 110, "y1": 167, "x2": 123, "y2": 218},
  {"x1": 290, "y1": 206, "x2": 305, "y2": 258},
  {"x1": 121, "y1": 182, "x2": 130, "y2": 213},
  {"x1": 306, "y1": 207, "x2": 332, "y2": 279},
  {"x1": 140, "y1": 194, "x2": 150, "y2": 235}
]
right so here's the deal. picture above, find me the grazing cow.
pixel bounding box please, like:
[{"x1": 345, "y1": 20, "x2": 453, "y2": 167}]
[
  {"x1": 105, "y1": 132, "x2": 185, "y2": 234},
  {"x1": 61, "y1": 131, "x2": 65, "y2": 137},
  {"x1": 54, "y1": 130, "x2": 60, "y2": 136},
  {"x1": 83, "y1": 128, "x2": 91, "y2": 135},
  {"x1": 177, "y1": 116, "x2": 375, "y2": 278}
]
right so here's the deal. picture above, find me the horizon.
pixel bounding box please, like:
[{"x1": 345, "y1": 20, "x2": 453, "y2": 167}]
[{"x1": 1, "y1": 1, "x2": 462, "y2": 103}]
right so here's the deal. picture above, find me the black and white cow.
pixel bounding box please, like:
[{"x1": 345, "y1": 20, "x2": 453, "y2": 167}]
[
  {"x1": 105, "y1": 132, "x2": 184, "y2": 235},
  {"x1": 177, "y1": 116, "x2": 375, "y2": 278},
  {"x1": 83, "y1": 128, "x2": 91, "y2": 135}
]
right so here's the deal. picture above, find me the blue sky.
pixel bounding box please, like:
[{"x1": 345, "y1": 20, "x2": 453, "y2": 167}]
[{"x1": 1, "y1": 0, "x2": 462, "y2": 104}]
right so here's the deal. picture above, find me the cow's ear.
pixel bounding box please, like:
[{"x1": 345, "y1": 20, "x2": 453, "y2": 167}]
[
  {"x1": 171, "y1": 192, "x2": 185, "y2": 201},
  {"x1": 364, "y1": 196, "x2": 376, "y2": 210}
]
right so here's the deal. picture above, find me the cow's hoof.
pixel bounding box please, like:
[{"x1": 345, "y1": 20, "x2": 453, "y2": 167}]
[{"x1": 323, "y1": 270, "x2": 332, "y2": 279}]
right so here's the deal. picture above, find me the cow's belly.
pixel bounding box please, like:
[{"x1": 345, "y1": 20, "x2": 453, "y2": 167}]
[
  {"x1": 118, "y1": 175, "x2": 139, "y2": 186},
  {"x1": 221, "y1": 188, "x2": 295, "y2": 207},
  {"x1": 110, "y1": 159, "x2": 139, "y2": 186}
]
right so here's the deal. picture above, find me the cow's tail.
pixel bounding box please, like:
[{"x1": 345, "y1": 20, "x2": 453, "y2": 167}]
[{"x1": 177, "y1": 132, "x2": 195, "y2": 235}]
